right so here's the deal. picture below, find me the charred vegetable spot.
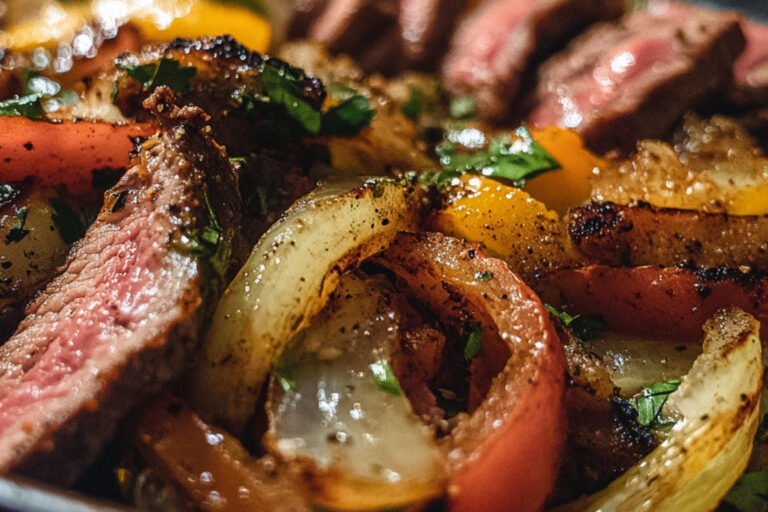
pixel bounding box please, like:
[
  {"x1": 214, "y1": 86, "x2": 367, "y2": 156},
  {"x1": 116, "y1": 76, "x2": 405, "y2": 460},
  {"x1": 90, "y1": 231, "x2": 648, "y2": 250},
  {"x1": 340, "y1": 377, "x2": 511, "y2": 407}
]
[
  {"x1": 170, "y1": 35, "x2": 263, "y2": 69},
  {"x1": 689, "y1": 265, "x2": 768, "y2": 287},
  {"x1": 1, "y1": 262, "x2": 11, "y2": 269},
  {"x1": 22, "y1": 142, "x2": 33, "y2": 151},
  {"x1": 5, "y1": 207, "x2": 30, "y2": 244},
  {"x1": 569, "y1": 201, "x2": 630, "y2": 243},
  {"x1": 612, "y1": 397, "x2": 657, "y2": 448},
  {"x1": 694, "y1": 282, "x2": 712, "y2": 299}
]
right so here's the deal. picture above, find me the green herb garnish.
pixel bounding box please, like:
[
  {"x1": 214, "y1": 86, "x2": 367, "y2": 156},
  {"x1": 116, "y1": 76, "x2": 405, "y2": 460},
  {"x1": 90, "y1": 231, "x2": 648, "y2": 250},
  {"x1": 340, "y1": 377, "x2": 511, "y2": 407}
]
[
  {"x1": 401, "y1": 85, "x2": 424, "y2": 119},
  {"x1": 632, "y1": 379, "x2": 680, "y2": 429},
  {"x1": 5, "y1": 207, "x2": 30, "y2": 244},
  {"x1": 179, "y1": 192, "x2": 229, "y2": 277},
  {"x1": 50, "y1": 197, "x2": 89, "y2": 244},
  {"x1": 370, "y1": 359, "x2": 403, "y2": 396},
  {"x1": 435, "y1": 126, "x2": 559, "y2": 187},
  {"x1": 228, "y1": 156, "x2": 246, "y2": 164},
  {"x1": 0, "y1": 94, "x2": 44, "y2": 119},
  {"x1": 327, "y1": 83, "x2": 358, "y2": 99},
  {"x1": 261, "y1": 61, "x2": 322, "y2": 134},
  {"x1": 475, "y1": 270, "x2": 494, "y2": 281},
  {"x1": 275, "y1": 356, "x2": 298, "y2": 393},
  {"x1": 320, "y1": 95, "x2": 376, "y2": 136},
  {"x1": 463, "y1": 321, "x2": 483, "y2": 361},
  {"x1": 110, "y1": 190, "x2": 129, "y2": 213},
  {"x1": 450, "y1": 95, "x2": 476, "y2": 120},
  {"x1": 0, "y1": 184, "x2": 15, "y2": 205},
  {"x1": 119, "y1": 58, "x2": 197, "y2": 93},
  {"x1": 545, "y1": 304, "x2": 604, "y2": 349},
  {"x1": 723, "y1": 471, "x2": 768, "y2": 512}
]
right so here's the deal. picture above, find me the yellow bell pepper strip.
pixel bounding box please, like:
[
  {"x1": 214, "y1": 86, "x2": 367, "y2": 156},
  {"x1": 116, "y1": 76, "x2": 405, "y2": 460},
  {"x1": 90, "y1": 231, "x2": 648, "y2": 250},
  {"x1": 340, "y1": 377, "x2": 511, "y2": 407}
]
[
  {"x1": 427, "y1": 174, "x2": 584, "y2": 282},
  {"x1": 524, "y1": 127, "x2": 607, "y2": 216}
]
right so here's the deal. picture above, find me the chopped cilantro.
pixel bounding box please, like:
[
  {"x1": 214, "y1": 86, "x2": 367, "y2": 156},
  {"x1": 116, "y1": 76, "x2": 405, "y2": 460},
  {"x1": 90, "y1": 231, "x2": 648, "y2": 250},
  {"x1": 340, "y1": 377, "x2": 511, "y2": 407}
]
[
  {"x1": 463, "y1": 321, "x2": 483, "y2": 361},
  {"x1": 50, "y1": 197, "x2": 89, "y2": 244},
  {"x1": 370, "y1": 359, "x2": 403, "y2": 396},
  {"x1": 401, "y1": 85, "x2": 424, "y2": 119},
  {"x1": 320, "y1": 95, "x2": 376, "y2": 136},
  {"x1": 228, "y1": 156, "x2": 246, "y2": 164},
  {"x1": 5, "y1": 207, "x2": 30, "y2": 244},
  {"x1": 179, "y1": 192, "x2": 229, "y2": 277},
  {"x1": 119, "y1": 58, "x2": 197, "y2": 93},
  {"x1": 545, "y1": 303, "x2": 604, "y2": 349},
  {"x1": 275, "y1": 356, "x2": 298, "y2": 393},
  {"x1": 261, "y1": 61, "x2": 322, "y2": 134},
  {"x1": 475, "y1": 270, "x2": 494, "y2": 281},
  {"x1": 632, "y1": 379, "x2": 680, "y2": 429},
  {"x1": 235, "y1": 61, "x2": 374, "y2": 138},
  {"x1": 435, "y1": 126, "x2": 559, "y2": 187},
  {"x1": 723, "y1": 471, "x2": 768, "y2": 512},
  {"x1": 110, "y1": 190, "x2": 129, "y2": 213},
  {"x1": 0, "y1": 184, "x2": 15, "y2": 204},
  {"x1": 327, "y1": 83, "x2": 358, "y2": 99},
  {"x1": 0, "y1": 94, "x2": 44, "y2": 119},
  {"x1": 450, "y1": 95, "x2": 476, "y2": 120}
]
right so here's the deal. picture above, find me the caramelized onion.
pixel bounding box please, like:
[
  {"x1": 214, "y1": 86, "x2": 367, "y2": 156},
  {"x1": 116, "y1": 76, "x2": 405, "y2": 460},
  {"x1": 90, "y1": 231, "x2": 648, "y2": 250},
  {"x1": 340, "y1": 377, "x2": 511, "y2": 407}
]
[
  {"x1": 553, "y1": 308, "x2": 762, "y2": 512},
  {"x1": 187, "y1": 179, "x2": 422, "y2": 432}
]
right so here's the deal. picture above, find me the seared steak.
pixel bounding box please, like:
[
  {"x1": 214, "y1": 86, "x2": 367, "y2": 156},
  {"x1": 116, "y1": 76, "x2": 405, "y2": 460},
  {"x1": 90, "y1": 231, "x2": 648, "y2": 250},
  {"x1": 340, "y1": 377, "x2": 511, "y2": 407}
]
[
  {"x1": 285, "y1": 0, "x2": 466, "y2": 74},
  {"x1": 527, "y1": 2, "x2": 745, "y2": 153},
  {"x1": 0, "y1": 88, "x2": 240, "y2": 485},
  {"x1": 112, "y1": 36, "x2": 318, "y2": 246},
  {"x1": 731, "y1": 20, "x2": 768, "y2": 105},
  {"x1": 442, "y1": 0, "x2": 623, "y2": 121}
]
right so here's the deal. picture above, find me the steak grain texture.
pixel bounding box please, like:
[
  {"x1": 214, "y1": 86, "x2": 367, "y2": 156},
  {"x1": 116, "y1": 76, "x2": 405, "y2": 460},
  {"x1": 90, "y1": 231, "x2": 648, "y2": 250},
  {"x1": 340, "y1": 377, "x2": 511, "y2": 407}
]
[
  {"x1": 527, "y1": 2, "x2": 745, "y2": 153},
  {"x1": 0, "y1": 90, "x2": 240, "y2": 485},
  {"x1": 442, "y1": 0, "x2": 622, "y2": 121}
]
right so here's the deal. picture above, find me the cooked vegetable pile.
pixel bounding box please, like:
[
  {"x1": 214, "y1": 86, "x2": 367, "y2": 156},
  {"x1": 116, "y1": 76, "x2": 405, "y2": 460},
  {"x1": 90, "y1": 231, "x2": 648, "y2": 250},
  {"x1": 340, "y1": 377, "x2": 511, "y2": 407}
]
[{"x1": 0, "y1": 1, "x2": 767, "y2": 511}]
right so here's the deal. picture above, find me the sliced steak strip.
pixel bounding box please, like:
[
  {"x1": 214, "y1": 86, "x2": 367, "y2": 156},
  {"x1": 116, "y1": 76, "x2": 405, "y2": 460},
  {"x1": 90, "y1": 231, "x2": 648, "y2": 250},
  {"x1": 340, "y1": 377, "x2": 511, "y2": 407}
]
[
  {"x1": 442, "y1": 0, "x2": 623, "y2": 121},
  {"x1": 527, "y1": 2, "x2": 745, "y2": 153},
  {"x1": 0, "y1": 88, "x2": 240, "y2": 485},
  {"x1": 731, "y1": 20, "x2": 768, "y2": 105}
]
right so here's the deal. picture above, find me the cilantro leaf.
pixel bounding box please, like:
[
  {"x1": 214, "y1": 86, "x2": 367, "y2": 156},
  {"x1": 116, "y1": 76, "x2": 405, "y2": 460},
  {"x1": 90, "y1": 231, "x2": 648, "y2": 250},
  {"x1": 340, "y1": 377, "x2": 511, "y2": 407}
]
[
  {"x1": 275, "y1": 356, "x2": 298, "y2": 393},
  {"x1": 119, "y1": 58, "x2": 197, "y2": 93},
  {"x1": 320, "y1": 95, "x2": 375, "y2": 136},
  {"x1": 436, "y1": 126, "x2": 560, "y2": 187},
  {"x1": 723, "y1": 471, "x2": 768, "y2": 512},
  {"x1": 50, "y1": 197, "x2": 89, "y2": 244},
  {"x1": 261, "y1": 62, "x2": 322, "y2": 135},
  {"x1": 401, "y1": 85, "x2": 424, "y2": 119},
  {"x1": 545, "y1": 304, "x2": 604, "y2": 349},
  {"x1": 178, "y1": 192, "x2": 229, "y2": 277},
  {"x1": 631, "y1": 379, "x2": 680, "y2": 429},
  {"x1": 369, "y1": 359, "x2": 403, "y2": 396},
  {"x1": 327, "y1": 83, "x2": 358, "y2": 99},
  {"x1": 475, "y1": 270, "x2": 494, "y2": 281},
  {"x1": 0, "y1": 184, "x2": 15, "y2": 205},
  {"x1": 450, "y1": 95, "x2": 476, "y2": 120},
  {"x1": 464, "y1": 321, "x2": 483, "y2": 361},
  {"x1": 5, "y1": 207, "x2": 30, "y2": 244},
  {"x1": 0, "y1": 94, "x2": 44, "y2": 119}
]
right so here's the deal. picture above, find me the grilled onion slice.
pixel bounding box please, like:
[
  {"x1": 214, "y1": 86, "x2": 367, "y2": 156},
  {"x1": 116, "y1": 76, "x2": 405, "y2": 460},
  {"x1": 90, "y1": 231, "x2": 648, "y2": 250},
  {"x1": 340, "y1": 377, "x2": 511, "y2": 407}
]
[
  {"x1": 188, "y1": 179, "x2": 422, "y2": 432},
  {"x1": 554, "y1": 308, "x2": 762, "y2": 512},
  {"x1": 265, "y1": 273, "x2": 446, "y2": 511}
]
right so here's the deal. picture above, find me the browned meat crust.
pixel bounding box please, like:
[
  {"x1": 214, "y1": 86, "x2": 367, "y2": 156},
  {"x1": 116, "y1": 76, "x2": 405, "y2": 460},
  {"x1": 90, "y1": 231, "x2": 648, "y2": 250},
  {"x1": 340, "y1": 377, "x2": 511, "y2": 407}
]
[{"x1": 0, "y1": 88, "x2": 240, "y2": 485}]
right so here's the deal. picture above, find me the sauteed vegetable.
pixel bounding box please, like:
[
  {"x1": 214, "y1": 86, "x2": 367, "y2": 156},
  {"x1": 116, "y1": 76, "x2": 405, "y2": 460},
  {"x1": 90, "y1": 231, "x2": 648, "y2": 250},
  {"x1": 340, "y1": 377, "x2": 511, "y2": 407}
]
[{"x1": 0, "y1": 0, "x2": 767, "y2": 511}]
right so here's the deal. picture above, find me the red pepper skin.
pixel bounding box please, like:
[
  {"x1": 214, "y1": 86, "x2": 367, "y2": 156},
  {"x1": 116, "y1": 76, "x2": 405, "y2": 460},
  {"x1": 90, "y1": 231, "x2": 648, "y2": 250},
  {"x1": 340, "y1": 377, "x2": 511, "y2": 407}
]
[
  {"x1": 0, "y1": 117, "x2": 155, "y2": 195},
  {"x1": 379, "y1": 232, "x2": 567, "y2": 512}
]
